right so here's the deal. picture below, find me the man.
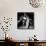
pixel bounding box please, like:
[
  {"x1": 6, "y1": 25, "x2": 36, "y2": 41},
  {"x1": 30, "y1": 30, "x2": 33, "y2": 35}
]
[{"x1": 18, "y1": 13, "x2": 32, "y2": 29}]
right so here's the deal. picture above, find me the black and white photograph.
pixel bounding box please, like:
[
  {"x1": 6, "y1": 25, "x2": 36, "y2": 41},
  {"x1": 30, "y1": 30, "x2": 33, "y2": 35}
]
[{"x1": 17, "y1": 12, "x2": 34, "y2": 29}]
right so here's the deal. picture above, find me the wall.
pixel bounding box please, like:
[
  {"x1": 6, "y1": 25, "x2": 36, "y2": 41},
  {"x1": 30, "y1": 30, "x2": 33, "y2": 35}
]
[{"x1": 0, "y1": 0, "x2": 46, "y2": 40}]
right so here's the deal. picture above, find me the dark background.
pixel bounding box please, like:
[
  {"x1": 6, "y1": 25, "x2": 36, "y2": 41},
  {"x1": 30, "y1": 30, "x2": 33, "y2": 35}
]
[{"x1": 17, "y1": 12, "x2": 34, "y2": 29}]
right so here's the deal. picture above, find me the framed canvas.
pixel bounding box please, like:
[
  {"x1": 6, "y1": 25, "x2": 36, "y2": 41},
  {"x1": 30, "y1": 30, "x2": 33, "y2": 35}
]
[{"x1": 17, "y1": 12, "x2": 34, "y2": 29}]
